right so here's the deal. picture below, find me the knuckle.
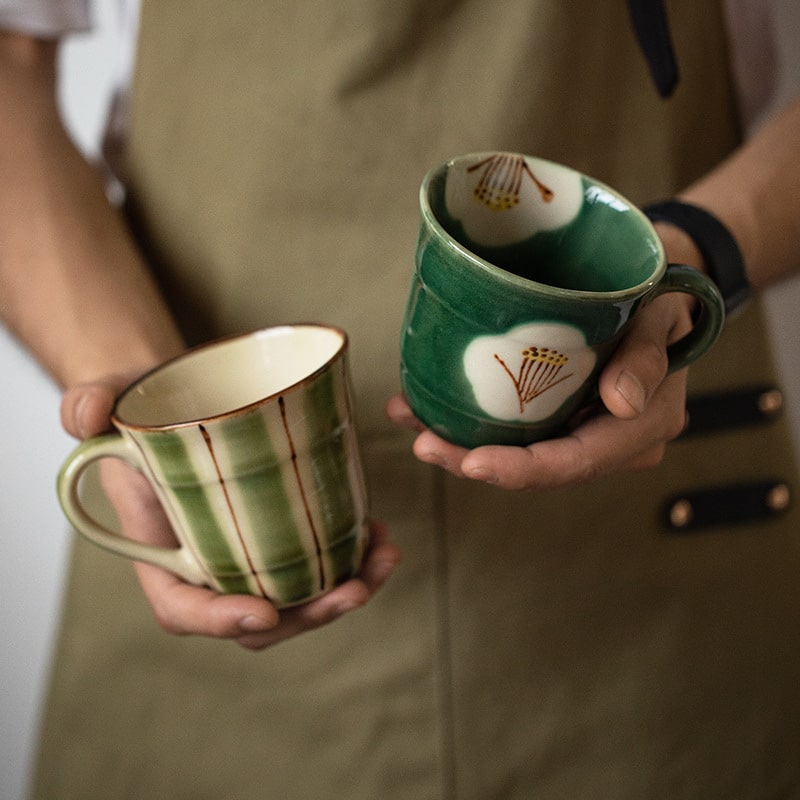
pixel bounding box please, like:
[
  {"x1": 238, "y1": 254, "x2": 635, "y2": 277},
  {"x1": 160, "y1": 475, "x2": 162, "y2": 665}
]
[
  {"x1": 638, "y1": 340, "x2": 670, "y2": 383},
  {"x1": 631, "y1": 445, "x2": 667, "y2": 472},
  {"x1": 664, "y1": 411, "x2": 688, "y2": 443},
  {"x1": 150, "y1": 601, "x2": 189, "y2": 636},
  {"x1": 568, "y1": 454, "x2": 605, "y2": 487},
  {"x1": 577, "y1": 461, "x2": 605, "y2": 485},
  {"x1": 153, "y1": 610, "x2": 184, "y2": 636}
]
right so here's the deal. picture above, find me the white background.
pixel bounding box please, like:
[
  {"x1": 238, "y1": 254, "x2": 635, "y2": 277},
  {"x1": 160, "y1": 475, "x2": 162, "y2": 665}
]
[{"x1": 1, "y1": 2, "x2": 799, "y2": 798}]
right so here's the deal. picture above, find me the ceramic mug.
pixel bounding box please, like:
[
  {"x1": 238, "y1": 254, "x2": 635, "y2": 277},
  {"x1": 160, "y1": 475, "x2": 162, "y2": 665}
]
[
  {"x1": 400, "y1": 152, "x2": 726, "y2": 448},
  {"x1": 57, "y1": 324, "x2": 369, "y2": 607}
]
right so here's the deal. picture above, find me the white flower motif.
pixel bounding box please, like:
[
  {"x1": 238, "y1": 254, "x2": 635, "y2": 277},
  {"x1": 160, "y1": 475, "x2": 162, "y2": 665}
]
[
  {"x1": 445, "y1": 154, "x2": 584, "y2": 247},
  {"x1": 463, "y1": 322, "x2": 596, "y2": 422}
]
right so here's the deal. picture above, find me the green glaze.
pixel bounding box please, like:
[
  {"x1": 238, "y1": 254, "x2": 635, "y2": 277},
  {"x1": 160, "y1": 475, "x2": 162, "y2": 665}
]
[{"x1": 400, "y1": 153, "x2": 725, "y2": 448}]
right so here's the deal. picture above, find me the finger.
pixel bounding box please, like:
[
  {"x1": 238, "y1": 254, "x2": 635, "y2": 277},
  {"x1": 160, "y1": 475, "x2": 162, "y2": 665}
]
[
  {"x1": 135, "y1": 521, "x2": 401, "y2": 649},
  {"x1": 460, "y1": 375, "x2": 687, "y2": 490},
  {"x1": 384, "y1": 393, "x2": 427, "y2": 433},
  {"x1": 412, "y1": 429, "x2": 470, "y2": 478},
  {"x1": 60, "y1": 382, "x2": 119, "y2": 439},
  {"x1": 459, "y1": 426, "x2": 620, "y2": 491},
  {"x1": 356, "y1": 519, "x2": 402, "y2": 593},
  {"x1": 237, "y1": 521, "x2": 401, "y2": 650},
  {"x1": 459, "y1": 436, "x2": 592, "y2": 491},
  {"x1": 60, "y1": 368, "x2": 148, "y2": 440},
  {"x1": 133, "y1": 561, "x2": 280, "y2": 639},
  {"x1": 236, "y1": 584, "x2": 369, "y2": 650},
  {"x1": 598, "y1": 294, "x2": 691, "y2": 420},
  {"x1": 387, "y1": 397, "x2": 473, "y2": 478}
]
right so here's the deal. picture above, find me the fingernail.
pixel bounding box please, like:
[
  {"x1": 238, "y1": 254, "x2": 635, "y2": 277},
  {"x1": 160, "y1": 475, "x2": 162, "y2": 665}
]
[
  {"x1": 372, "y1": 557, "x2": 399, "y2": 583},
  {"x1": 616, "y1": 370, "x2": 646, "y2": 415},
  {"x1": 74, "y1": 392, "x2": 91, "y2": 439},
  {"x1": 239, "y1": 614, "x2": 274, "y2": 632},
  {"x1": 466, "y1": 466, "x2": 498, "y2": 484}
]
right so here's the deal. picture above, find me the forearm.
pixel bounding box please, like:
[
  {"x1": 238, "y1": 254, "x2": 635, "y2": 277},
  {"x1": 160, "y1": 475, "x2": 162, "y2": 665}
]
[
  {"x1": 0, "y1": 32, "x2": 184, "y2": 389},
  {"x1": 678, "y1": 95, "x2": 800, "y2": 290}
]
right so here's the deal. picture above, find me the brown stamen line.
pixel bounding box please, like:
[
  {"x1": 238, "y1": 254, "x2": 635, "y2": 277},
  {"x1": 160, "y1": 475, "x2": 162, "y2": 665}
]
[
  {"x1": 278, "y1": 397, "x2": 326, "y2": 592},
  {"x1": 523, "y1": 371, "x2": 575, "y2": 402},
  {"x1": 467, "y1": 155, "x2": 498, "y2": 174},
  {"x1": 523, "y1": 361, "x2": 547, "y2": 398},
  {"x1": 510, "y1": 158, "x2": 524, "y2": 196},
  {"x1": 519, "y1": 354, "x2": 538, "y2": 394},
  {"x1": 468, "y1": 154, "x2": 555, "y2": 206},
  {"x1": 494, "y1": 353, "x2": 576, "y2": 412},
  {"x1": 199, "y1": 424, "x2": 269, "y2": 598},
  {"x1": 494, "y1": 353, "x2": 525, "y2": 413},
  {"x1": 521, "y1": 160, "x2": 554, "y2": 203}
]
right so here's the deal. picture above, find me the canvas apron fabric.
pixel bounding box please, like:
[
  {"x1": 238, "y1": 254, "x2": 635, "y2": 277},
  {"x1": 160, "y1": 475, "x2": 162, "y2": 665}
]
[{"x1": 33, "y1": 2, "x2": 800, "y2": 798}]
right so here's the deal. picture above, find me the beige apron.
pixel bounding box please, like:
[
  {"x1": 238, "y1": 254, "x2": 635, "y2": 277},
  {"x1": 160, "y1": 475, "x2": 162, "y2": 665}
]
[{"x1": 33, "y1": 2, "x2": 800, "y2": 798}]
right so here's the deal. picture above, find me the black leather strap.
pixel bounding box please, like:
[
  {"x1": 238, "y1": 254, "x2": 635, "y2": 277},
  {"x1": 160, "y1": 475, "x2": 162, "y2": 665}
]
[
  {"x1": 643, "y1": 199, "x2": 752, "y2": 316},
  {"x1": 662, "y1": 479, "x2": 792, "y2": 532}
]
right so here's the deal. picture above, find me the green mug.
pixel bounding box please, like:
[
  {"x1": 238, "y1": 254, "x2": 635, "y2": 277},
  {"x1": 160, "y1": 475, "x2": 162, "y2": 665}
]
[
  {"x1": 57, "y1": 324, "x2": 369, "y2": 607},
  {"x1": 400, "y1": 152, "x2": 725, "y2": 448}
]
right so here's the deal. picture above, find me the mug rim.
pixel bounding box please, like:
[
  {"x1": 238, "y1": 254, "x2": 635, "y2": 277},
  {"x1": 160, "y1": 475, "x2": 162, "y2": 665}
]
[
  {"x1": 420, "y1": 151, "x2": 667, "y2": 302},
  {"x1": 112, "y1": 322, "x2": 348, "y2": 432}
]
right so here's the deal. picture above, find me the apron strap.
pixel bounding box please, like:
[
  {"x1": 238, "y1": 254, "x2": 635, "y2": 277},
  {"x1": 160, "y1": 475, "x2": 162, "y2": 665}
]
[{"x1": 626, "y1": 0, "x2": 680, "y2": 97}]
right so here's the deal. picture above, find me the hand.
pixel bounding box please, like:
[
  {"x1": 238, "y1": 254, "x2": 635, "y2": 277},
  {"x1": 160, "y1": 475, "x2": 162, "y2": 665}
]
[
  {"x1": 387, "y1": 293, "x2": 692, "y2": 491},
  {"x1": 61, "y1": 379, "x2": 401, "y2": 650}
]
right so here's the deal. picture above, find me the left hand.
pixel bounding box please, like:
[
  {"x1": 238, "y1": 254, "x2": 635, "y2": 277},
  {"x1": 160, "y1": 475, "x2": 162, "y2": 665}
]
[{"x1": 386, "y1": 292, "x2": 693, "y2": 491}]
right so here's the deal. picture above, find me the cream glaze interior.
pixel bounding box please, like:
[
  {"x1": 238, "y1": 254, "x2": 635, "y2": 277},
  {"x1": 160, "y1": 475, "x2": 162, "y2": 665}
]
[{"x1": 114, "y1": 325, "x2": 345, "y2": 428}]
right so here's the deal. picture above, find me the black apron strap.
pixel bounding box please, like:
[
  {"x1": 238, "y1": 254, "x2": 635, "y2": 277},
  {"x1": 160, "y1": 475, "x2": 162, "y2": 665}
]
[{"x1": 626, "y1": 0, "x2": 680, "y2": 97}]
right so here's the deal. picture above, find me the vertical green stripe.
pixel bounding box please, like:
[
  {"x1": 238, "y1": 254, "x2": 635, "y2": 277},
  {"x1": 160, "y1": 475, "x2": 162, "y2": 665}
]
[
  {"x1": 215, "y1": 409, "x2": 315, "y2": 593},
  {"x1": 302, "y1": 364, "x2": 358, "y2": 547},
  {"x1": 142, "y1": 430, "x2": 242, "y2": 575},
  {"x1": 324, "y1": 530, "x2": 362, "y2": 584}
]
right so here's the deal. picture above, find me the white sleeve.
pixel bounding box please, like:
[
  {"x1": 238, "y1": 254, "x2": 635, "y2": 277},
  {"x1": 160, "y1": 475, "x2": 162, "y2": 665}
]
[
  {"x1": 723, "y1": 0, "x2": 779, "y2": 132},
  {"x1": 0, "y1": 0, "x2": 92, "y2": 36}
]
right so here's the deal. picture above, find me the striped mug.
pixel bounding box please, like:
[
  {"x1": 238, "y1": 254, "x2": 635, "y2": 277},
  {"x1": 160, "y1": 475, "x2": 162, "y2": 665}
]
[{"x1": 57, "y1": 324, "x2": 369, "y2": 607}]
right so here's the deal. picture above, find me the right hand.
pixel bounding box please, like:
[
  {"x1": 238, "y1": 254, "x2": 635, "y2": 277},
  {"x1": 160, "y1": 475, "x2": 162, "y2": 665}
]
[{"x1": 60, "y1": 378, "x2": 401, "y2": 650}]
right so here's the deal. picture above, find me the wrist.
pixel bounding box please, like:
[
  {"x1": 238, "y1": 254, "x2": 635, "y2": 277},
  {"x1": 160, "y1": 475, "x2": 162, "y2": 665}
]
[
  {"x1": 643, "y1": 199, "x2": 752, "y2": 317},
  {"x1": 60, "y1": 327, "x2": 186, "y2": 391},
  {"x1": 653, "y1": 221, "x2": 706, "y2": 274}
]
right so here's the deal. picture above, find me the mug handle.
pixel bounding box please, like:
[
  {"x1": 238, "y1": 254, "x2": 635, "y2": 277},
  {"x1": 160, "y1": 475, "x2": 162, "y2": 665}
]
[
  {"x1": 57, "y1": 434, "x2": 207, "y2": 584},
  {"x1": 650, "y1": 264, "x2": 726, "y2": 372}
]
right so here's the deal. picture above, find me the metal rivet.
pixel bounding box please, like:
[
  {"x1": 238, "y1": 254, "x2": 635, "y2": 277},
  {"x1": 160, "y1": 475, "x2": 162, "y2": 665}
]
[
  {"x1": 758, "y1": 389, "x2": 784, "y2": 416},
  {"x1": 765, "y1": 483, "x2": 791, "y2": 513},
  {"x1": 669, "y1": 499, "x2": 694, "y2": 528}
]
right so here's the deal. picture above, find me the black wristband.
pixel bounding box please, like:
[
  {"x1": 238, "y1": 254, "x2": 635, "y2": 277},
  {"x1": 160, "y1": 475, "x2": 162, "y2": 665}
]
[{"x1": 643, "y1": 199, "x2": 751, "y2": 316}]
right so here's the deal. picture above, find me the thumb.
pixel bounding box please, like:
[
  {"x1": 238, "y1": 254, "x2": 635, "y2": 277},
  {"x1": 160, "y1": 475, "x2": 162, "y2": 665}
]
[
  {"x1": 60, "y1": 380, "x2": 125, "y2": 440},
  {"x1": 598, "y1": 294, "x2": 690, "y2": 420}
]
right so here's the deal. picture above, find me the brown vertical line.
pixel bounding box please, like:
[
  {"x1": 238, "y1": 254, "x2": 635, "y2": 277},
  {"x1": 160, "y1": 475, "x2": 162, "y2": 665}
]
[
  {"x1": 511, "y1": 157, "x2": 524, "y2": 196},
  {"x1": 497, "y1": 153, "x2": 512, "y2": 192},
  {"x1": 521, "y1": 160, "x2": 554, "y2": 203},
  {"x1": 467, "y1": 155, "x2": 495, "y2": 174},
  {"x1": 524, "y1": 361, "x2": 546, "y2": 401},
  {"x1": 491, "y1": 154, "x2": 506, "y2": 192},
  {"x1": 528, "y1": 371, "x2": 574, "y2": 401},
  {"x1": 493, "y1": 353, "x2": 525, "y2": 413},
  {"x1": 530, "y1": 361, "x2": 555, "y2": 397},
  {"x1": 278, "y1": 397, "x2": 326, "y2": 592},
  {"x1": 476, "y1": 164, "x2": 493, "y2": 199},
  {"x1": 483, "y1": 156, "x2": 498, "y2": 193},
  {"x1": 519, "y1": 353, "x2": 537, "y2": 396},
  {"x1": 199, "y1": 424, "x2": 270, "y2": 598}
]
